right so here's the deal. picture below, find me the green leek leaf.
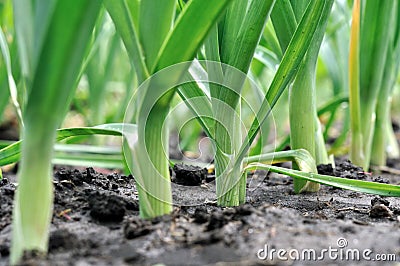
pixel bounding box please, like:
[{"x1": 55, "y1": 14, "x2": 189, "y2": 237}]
[
  {"x1": 0, "y1": 123, "x2": 136, "y2": 167},
  {"x1": 245, "y1": 163, "x2": 400, "y2": 197}
]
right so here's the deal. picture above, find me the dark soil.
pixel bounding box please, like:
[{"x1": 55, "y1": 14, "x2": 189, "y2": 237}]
[
  {"x1": 0, "y1": 120, "x2": 19, "y2": 141},
  {"x1": 0, "y1": 160, "x2": 400, "y2": 265},
  {"x1": 317, "y1": 159, "x2": 390, "y2": 183}
]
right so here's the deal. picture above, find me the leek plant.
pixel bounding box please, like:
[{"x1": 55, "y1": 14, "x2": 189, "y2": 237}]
[
  {"x1": 370, "y1": 2, "x2": 400, "y2": 166},
  {"x1": 9, "y1": 1, "x2": 101, "y2": 264},
  {"x1": 0, "y1": 21, "x2": 23, "y2": 127},
  {"x1": 251, "y1": 24, "x2": 289, "y2": 153},
  {"x1": 319, "y1": 0, "x2": 351, "y2": 153},
  {"x1": 203, "y1": 0, "x2": 275, "y2": 206},
  {"x1": 271, "y1": 0, "x2": 333, "y2": 193},
  {"x1": 158, "y1": 0, "x2": 334, "y2": 206},
  {"x1": 106, "y1": 0, "x2": 232, "y2": 218},
  {"x1": 67, "y1": 13, "x2": 132, "y2": 131},
  {"x1": 0, "y1": 0, "x2": 13, "y2": 121},
  {"x1": 109, "y1": 0, "x2": 335, "y2": 212},
  {"x1": 183, "y1": 0, "x2": 335, "y2": 205},
  {"x1": 85, "y1": 15, "x2": 122, "y2": 126},
  {"x1": 0, "y1": 29, "x2": 10, "y2": 122},
  {"x1": 349, "y1": 0, "x2": 400, "y2": 170},
  {"x1": 0, "y1": 45, "x2": 10, "y2": 122}
]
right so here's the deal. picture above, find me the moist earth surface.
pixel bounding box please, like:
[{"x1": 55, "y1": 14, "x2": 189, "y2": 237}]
[{"x1": 0, "y1": 160, "x2": 399, "y2": 265}]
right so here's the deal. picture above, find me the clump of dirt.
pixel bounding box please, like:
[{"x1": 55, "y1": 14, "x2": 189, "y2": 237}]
[
  {"x1": 49, "y1": 229, "x2": 79, "y2": 251},
  {"x1": 371, "y1": 196, "x2": 390, "y2": 207},
  {"x1": 317, "y1": 159, "x2": 368, "y2": 180},
  {"x1": 123, "y1": 216, "x2": 153, "y2": 239},
  {"x1": 88, "y1": 191, "x2": 127, "y2": 222},
  {"x1": 369, "y1": 196, "x2": 393, "y2": 218},
  {"x1": 171, "y1": 163, "x2": 208, "y2": 186},
  {"x1": 317, "y1": 159, "x2": 389, "y2": 183},
  {"x1": 369, "y1": 204, "x2": 393, "y2": 218}
]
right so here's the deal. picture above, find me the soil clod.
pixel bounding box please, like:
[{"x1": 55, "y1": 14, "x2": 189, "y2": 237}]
[
  {"x1": 123, "y1": 217, "x2": 152, "y2": 239},
  {"x1": 371, "y1": 196, "x2": 390, "y2": 207},
  {"x1": 369, "y1": 204, "x2": 393, "y2": 218},
  {"x1": 49, "y1": 229, "x2": 77, "y2": 251},
  {"x1": 317, "y1": 159, "x2": 381, "y2": 182},
  {"x1": 88, "y1": 191, "x2": 126, "y2": 222},
  {"x1": 172, "y1": 163, "x2": 207, "y2": 186}
]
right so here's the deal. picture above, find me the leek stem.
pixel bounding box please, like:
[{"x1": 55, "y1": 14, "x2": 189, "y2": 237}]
[
  {"x1": 212, "y1": 0, "x2": 274, "y2": 206},
  {"x1": 289, "y1": 0, "x2": 332, "y2": 193},
  {"x1": 370, "y1": 2, "x2": 400, "y2": 165},
  {"x1": 355, "y1": 0, "x2": 394, "y2": 170},
  {"x1": 135, "y1": 106, "x2": 173, "y2": 218},
  {"x1": 11, "y1": 122, "x2": 55, "y2": 264},
  {"x1": 371, "y1": 60, "x2": 394, "y2": 166},
  {"x1": 348, "y1": 0, "x2": 365, "y2": 168},
  {"x1": 215, "y1": 108, "x2": 244, "y2": 206},
  {"x1": 289, "y1": 59, "x2": 317, "y2": 192}
]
